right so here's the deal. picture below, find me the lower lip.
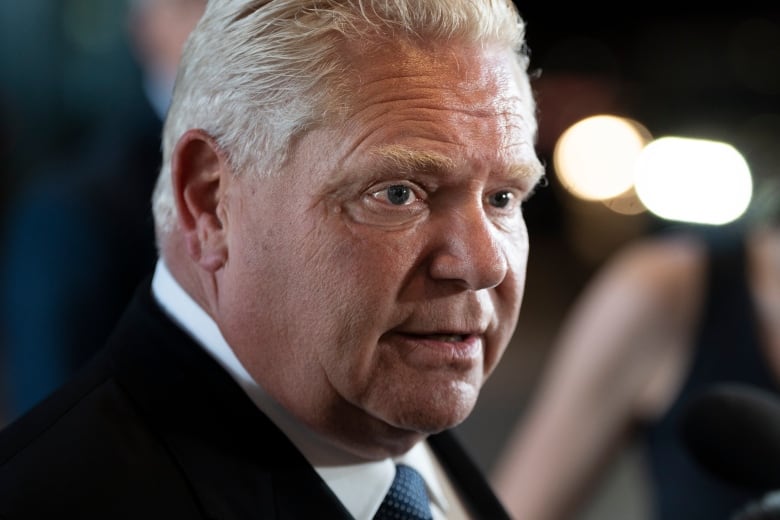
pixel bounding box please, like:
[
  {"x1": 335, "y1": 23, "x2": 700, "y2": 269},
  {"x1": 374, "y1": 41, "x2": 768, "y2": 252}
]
[{"x1": 381, "y1": 333, "x2": 483, "y2": 368}]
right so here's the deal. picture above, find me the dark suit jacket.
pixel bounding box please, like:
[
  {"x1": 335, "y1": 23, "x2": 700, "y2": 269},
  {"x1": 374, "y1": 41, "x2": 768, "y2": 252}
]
[{"x1": 0, "y1": 280, "x2": 511, "y2": 519}]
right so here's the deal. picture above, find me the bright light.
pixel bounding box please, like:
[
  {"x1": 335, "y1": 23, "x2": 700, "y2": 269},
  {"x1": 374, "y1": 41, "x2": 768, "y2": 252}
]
[
  {"x1": 554, "y1": 115, "x2": 651, "y2": 200},
  {"x1": 634, "y1": 137, "x2": 753, "y2": 225}
]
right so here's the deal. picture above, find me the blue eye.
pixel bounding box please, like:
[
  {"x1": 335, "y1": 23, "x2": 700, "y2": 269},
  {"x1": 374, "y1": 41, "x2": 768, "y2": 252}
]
[
  {"x1": 368, "y1": 182, "x2": 423, "y2": 208},
  {"x1": 488, "y1": 190, "x2": 514, "y2": 208},
  {"x1": 386, "y1": 185, "x2": 412, "y2": 205},
  {"x1": 374, "y1": 184, "x2": 416, "y2": 206}
]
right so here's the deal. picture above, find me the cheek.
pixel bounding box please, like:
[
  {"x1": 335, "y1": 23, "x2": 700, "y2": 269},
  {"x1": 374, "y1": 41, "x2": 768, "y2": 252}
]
[
  {"x1": 300, "y1": 226, "x2": 419, "y2": 365},
  {"x1": 506, "y1": 235, "x2": 530, "y2": 319},
  {"x1": 507, "y1": 224, "x2": 530, "y2": 292},
  {"x1": 313, "y1": 217, "x2": 418, "y2": 294},
  {"x1": 284, "y1": 223, "x2": 397, "y2": 334},
  {"x1": 484, "y1": 235, "x2": 529, "y2": 372}
]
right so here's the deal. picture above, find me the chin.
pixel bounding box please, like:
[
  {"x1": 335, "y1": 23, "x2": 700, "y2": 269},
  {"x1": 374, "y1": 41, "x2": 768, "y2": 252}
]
[{"x1": 385, "y1": 386, "x2": 478, "y2": 434}]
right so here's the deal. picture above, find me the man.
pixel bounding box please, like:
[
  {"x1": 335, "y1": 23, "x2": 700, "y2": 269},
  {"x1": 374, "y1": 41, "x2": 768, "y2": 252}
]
[{"x1": 0, "y1": 0, "x2": 544, "y2": 518}]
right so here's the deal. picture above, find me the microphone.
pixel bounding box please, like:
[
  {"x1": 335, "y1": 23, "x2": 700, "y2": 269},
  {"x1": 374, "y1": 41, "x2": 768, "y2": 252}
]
[{"x1": 680, "y1": 382, "x2": 780, "y2": 493}]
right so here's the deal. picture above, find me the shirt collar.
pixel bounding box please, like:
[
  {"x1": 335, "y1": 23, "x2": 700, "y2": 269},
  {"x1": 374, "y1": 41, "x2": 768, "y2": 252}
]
[{"x1": 150, "y1": 259, "x2": 449, "y2": 518}]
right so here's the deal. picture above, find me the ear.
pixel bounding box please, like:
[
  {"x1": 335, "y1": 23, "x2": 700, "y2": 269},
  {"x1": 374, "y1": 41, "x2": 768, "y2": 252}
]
[{"x1": 171, "y1": 128, "x2": 230, "y2": 272}]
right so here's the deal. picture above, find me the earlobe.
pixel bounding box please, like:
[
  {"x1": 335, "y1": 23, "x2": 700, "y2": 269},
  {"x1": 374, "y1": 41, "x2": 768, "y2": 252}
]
[{"x1": 171, "y1": 129, "x2": 229, "y2": 272}]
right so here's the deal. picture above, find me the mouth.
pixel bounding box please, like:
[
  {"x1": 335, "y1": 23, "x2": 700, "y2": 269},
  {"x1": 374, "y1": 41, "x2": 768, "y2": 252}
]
[
  {"x1": 381, "y1": 329, "x2": 484, "y2": 369},
  {"x1": 405, "y1": 332, "x2": 469, "y2": 342}
]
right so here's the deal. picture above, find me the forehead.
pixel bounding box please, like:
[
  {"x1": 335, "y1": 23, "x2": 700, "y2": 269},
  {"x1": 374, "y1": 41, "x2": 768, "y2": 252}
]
[
  {"x1": 319, "y1": 38, "x2": 542, "y2": 183},
  {"x1": 344, "y1": 38, "x2": 534, "y2": 124}
]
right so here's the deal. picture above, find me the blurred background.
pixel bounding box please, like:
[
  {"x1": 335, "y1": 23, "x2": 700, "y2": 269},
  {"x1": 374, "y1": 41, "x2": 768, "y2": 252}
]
[
  {"x1": 1, "y1": 0, "x2": 149, "y2": 199},
  {"x1": 0, "y1": 2, "x2": 779, "y2": 519}
]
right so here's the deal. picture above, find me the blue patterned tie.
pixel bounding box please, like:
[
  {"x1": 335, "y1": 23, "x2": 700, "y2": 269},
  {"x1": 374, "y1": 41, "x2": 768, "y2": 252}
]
[{"x1": 373, "y1": 464, "x2": 434, "y2": 520}]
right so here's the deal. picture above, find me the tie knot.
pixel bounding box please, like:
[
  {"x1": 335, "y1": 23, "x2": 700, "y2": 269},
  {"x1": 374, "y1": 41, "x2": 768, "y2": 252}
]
[{"x1": 373, "y1": 464, "x2": 433, "y2": 520}]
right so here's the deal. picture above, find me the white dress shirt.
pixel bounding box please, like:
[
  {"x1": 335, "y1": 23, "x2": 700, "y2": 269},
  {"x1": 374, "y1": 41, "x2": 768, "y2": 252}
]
[{"x1": 150, "y1": 259, "x2": 472, "y2": 519}]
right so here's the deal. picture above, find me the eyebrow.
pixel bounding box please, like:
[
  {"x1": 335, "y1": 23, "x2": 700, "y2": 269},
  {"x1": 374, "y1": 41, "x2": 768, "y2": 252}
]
[
  {"x1": 370, "y1": 144, "x2": 546, "y2": 185},
  {"x1": 371, "y1": 145, "x2": 456, "y2": 174}
]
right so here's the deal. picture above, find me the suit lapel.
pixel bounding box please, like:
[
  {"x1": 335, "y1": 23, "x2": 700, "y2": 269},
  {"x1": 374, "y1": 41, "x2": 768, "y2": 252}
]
[
  {"x1": 107, "y1": 281, "x2": 354, "y2": 519},
  {"x1": 428, "y1": 432, "x2": 512, "y2": 520}
]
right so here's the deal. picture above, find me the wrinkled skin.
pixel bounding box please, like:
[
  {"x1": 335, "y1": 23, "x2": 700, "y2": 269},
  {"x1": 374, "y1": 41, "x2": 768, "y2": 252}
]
[{"x1": 179, "y1": 39, "x2": 544, "y2": 460}]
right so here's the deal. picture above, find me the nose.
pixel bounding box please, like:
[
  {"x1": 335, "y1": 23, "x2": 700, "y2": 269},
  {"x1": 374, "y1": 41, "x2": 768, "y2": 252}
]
[{"x1": 428, "y1": 208, "x2": 509, "y2": 290}]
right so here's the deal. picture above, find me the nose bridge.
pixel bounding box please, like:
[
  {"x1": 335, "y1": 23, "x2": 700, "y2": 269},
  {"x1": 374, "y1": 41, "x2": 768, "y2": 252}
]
[{"x1": 431, "y1": 202, "x2": 508, "y2": 290}]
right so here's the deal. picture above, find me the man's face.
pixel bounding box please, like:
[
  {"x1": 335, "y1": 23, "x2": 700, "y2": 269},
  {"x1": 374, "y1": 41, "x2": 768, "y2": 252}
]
[{"x1": 216, "y1": 39, "x2": 543, "y2": 456}]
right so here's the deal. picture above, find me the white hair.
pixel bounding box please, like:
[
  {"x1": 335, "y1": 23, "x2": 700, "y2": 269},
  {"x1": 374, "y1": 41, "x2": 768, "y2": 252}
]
[{"x1": 152, "y1": 0, "x2": 534, "y2": 239}]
